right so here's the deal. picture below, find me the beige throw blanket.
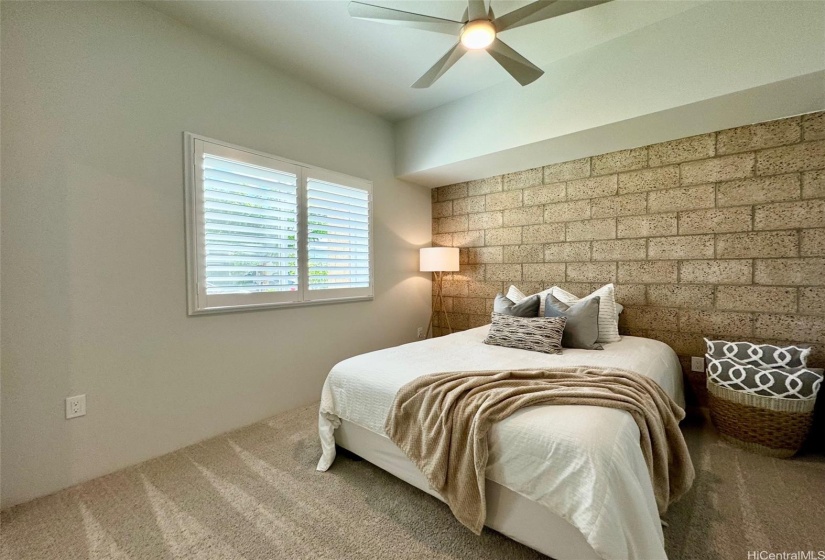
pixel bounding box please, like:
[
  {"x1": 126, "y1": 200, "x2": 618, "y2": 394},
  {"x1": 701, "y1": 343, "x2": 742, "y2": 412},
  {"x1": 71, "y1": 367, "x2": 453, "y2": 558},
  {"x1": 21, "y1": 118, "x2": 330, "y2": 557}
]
[{"x1": 384, "y1": 366, "x2": 695, "y2": 534}]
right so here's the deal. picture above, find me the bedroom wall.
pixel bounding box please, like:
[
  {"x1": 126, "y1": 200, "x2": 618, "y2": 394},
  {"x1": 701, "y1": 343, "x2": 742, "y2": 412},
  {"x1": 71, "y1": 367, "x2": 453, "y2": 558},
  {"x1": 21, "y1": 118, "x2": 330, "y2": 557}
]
[
  {"x1": 431, "y1": 113, "x2": 825, "y2": 392},
  {"x1": 0, "y1": 2, "x2": 432, "y2": 508}
]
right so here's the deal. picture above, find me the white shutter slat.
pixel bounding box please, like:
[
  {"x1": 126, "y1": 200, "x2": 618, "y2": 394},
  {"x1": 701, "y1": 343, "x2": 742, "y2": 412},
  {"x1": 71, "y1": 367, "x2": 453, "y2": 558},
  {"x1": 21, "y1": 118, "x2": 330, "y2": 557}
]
[
  {"x1": 206, "y1": 268, "x2": 297, "y2": 275},
  {"x1": 204, "y1": 187, "x2": 297, "y2": 207},
  {"x1": 308, "y1": 187, "x2": 370, "y2": 205},
  {"x1": 308, "y1": 214, "x2": 369, "y2": 231},
  {"x1": 307, "y1": 196, "x2": 368, "y2": 213},
  {"x1": 205, "y1": 155, "x2": 295, "y2": 179},
  {"x1": 208, "y1": 286, "x2": 296, "y2": 294},
  {"x1": 201, "y1": 152, "x2": 299, "y2": 296},
  {"x1": 205, "y1": 235, "x2": 296, "y2": 248},
  {"x1": 311, "y1": 259, "x2": 370, "y2": 270},
  {"x1": 307, "y1": 200, "x2": 369, "y2": 217},
  {"x1": 309, "y1": 264, "x2": 368, "y2": 270},
  {"x1": 307, "y1": 178, "x2": 370, "y2": 293},
  {"x1": 208, "y1": 283, "x2": 297, "y2": 293},
  {"x1": 204, "y1": 199, "x2": 297, "y2": 217},
  {"x1": 207, "y1": 275, "x2": 298, "y2": 282},
  {"x1": 204, "y1": 222, "x2": 295, "y2": 235},
  {"x1": 206, "y1": 256, "x2": 296, "y2": 265},
  {"x1": 308, "y1": 206, "x2": 369, "y2": 223},
  {"x1": 207, "y1": 245, "x2": 296, "y2": 254},
  {"x1": 308, "y1": 181, "x2": 368, "y2": 200},
  {"x1": 309, "y1": 281, "x2": 370, "y2": 290},
  {"x1": 309, "y1": 272, "x2": 369, "y2": 279},
  {"x1": 204, "y1": 161, "x2": 298, "y2": 192},
  {"x1": 308, "y1": 243, "x2": 368, "y2": 252},
  {"x1": 204, "y1": 212, "x2": 297, "y2": 229},
  {"x1": 309, "y1": 251, "x2": 368, "y2": 260},
  {"x1": 308, "y1": 234, "x2": 368, "y2": 242},
  {"x1": 308, "y1": 224, "x2": 368, "y2": 239}
]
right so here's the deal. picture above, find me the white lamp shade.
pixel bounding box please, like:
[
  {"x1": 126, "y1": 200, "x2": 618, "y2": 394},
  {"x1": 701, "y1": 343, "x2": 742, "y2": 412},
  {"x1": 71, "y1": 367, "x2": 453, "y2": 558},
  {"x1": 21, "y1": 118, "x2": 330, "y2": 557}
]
[{"x1": 420, "y1": 247, "x2": 460, "y2": 272}]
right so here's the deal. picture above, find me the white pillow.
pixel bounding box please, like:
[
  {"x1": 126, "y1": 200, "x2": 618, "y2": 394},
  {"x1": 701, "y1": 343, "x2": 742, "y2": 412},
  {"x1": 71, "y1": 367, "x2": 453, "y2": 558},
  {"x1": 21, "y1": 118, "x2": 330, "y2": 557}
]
[
  {"x1": 506, "y1": 285, "x2": 526, "y2": 302},
  {"x1": 551, "y1": 284, "x2": 621, "y2": 343},
  {"x1": 506, "y1": 285, "x2": 554, "y2": 316}
]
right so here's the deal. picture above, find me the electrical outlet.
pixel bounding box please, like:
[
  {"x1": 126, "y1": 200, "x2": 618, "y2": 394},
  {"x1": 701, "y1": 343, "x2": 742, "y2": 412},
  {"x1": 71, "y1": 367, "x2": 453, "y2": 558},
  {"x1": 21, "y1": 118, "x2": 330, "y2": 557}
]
[
  {"x1": 66, "y1": 395, "x2": 86, "y2": 419},
  {"x1": 417, "y1": 327, "x2": 424, "y2": 339},
  {"x1": 691, "y1": 356, "x2": 705, "y2": 373}
]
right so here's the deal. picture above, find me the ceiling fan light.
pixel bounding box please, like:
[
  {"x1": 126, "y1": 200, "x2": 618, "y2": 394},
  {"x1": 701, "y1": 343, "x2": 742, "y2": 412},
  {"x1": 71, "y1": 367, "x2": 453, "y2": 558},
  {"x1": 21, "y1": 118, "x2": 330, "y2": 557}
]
[{"x1": 460, "y1": 20, "x2": 496, "y2": 50}]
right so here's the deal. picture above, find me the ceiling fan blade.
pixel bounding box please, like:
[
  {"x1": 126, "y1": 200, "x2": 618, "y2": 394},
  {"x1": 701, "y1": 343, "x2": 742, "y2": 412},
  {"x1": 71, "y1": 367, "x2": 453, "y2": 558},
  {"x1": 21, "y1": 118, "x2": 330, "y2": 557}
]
[
  {"x1": 348, "y1": 1, "x2": 463, "y2": 35},
  {"x1": 487, "y1": 38, "x2": 544, "y2": 86},
  {"x1": 412, "y1": 42, "x2": 468, "y2": 88},
  {"x1": 467, "y1": 0, "x2": 491, "y2": 21},
  {"x1": 493, "y1": 0, "x2": 612, "y2": 32}
]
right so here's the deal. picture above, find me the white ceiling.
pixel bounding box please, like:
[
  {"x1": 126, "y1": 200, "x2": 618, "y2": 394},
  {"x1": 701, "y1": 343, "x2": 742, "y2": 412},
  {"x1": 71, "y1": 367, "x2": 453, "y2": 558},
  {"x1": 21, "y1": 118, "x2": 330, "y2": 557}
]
[{"x1": 146, "y1": 0, "x2": 703, "y2": 121}]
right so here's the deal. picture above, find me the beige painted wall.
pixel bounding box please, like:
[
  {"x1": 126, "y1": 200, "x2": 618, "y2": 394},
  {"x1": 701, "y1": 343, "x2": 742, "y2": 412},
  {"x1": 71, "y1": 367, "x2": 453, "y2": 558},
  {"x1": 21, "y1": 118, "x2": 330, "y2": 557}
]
[
  {"x1": 0, "y1": 2, "x2": 431, "y2": 508},
  {"x1": 431, "y1": 114, "x2": 825, "y2": 398}
]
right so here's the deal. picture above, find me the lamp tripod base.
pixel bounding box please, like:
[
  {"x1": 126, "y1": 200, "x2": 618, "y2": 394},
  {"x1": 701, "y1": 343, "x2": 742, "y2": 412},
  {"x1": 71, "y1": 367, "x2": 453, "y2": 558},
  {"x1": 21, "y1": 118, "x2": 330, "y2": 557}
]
[{"x1": 425, "y1": 271, "x2": 452, "y2": 338}]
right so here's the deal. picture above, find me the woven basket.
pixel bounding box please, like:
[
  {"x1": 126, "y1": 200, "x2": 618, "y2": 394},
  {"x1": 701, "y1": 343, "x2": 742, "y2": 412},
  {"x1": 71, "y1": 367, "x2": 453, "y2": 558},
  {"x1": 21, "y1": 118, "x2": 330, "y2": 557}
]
[{"x1": 707, "y1": 381, "x2": 816, "y2": 458}]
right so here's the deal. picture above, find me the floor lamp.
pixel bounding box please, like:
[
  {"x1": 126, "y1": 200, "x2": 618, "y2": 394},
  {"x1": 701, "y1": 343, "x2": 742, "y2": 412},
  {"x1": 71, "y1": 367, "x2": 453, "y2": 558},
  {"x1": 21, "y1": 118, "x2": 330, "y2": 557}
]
[{"x1": 421, "y1": 247, "x2": 460, "y2": 338}]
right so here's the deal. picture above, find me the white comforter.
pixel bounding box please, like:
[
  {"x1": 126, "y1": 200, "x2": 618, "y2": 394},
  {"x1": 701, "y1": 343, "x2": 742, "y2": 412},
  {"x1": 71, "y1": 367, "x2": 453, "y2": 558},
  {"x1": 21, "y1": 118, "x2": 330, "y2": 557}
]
[{"x1": 317, "y1": 326, "x2": 685, "y2": 560}]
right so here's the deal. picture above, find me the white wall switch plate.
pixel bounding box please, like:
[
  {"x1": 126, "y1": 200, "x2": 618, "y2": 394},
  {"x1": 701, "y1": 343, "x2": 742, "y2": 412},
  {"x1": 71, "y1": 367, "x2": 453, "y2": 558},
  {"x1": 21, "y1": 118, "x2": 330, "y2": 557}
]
[
  {"x1": 691, "y1": 356, "x2": 705, "y2": 372},
  {"x1": 66, "y1": 394, "x2": 86, "y2": 419}
]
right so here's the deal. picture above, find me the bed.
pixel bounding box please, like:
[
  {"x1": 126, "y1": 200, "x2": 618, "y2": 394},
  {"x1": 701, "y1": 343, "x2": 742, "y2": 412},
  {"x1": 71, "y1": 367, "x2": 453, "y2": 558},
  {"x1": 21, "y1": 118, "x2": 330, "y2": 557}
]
[{"x1": 317, "y1": 325, "x2": 685, "y2": 560}]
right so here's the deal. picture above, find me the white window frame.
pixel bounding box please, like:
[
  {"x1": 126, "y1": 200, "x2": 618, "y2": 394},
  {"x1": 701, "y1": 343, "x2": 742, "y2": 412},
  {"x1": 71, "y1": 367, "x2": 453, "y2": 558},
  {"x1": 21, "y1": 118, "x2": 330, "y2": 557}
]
[{"x1": 184, "y1": 133, "x2": 374, "y2": 315}]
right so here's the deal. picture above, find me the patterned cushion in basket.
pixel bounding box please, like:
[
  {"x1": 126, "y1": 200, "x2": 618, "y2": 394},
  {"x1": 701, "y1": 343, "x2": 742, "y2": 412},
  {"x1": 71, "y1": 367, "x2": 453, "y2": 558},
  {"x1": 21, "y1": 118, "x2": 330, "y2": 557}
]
[
  {"x1": 705, "y1": 338, "x2": 810, "y2": 368},
  {"x1": 705, "y1": 339, "x2": 822, "y2": 400},
  {"x1": 484, "y1": 313, "x2": 566, "y2": 355}
]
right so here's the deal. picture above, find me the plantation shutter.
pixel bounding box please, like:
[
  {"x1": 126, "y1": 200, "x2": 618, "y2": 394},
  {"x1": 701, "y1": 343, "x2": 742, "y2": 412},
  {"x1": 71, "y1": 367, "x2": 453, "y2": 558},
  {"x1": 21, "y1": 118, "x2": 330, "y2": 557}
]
[
  {"x1": 192, "y1": 139, "x2": 303, "y2": 310},
  {"x1": 305, "y1": 170, "x2": 373, "y2": 300},
  {"x1": 186, "y1": 134, "x2": 373, "y2": 314}
]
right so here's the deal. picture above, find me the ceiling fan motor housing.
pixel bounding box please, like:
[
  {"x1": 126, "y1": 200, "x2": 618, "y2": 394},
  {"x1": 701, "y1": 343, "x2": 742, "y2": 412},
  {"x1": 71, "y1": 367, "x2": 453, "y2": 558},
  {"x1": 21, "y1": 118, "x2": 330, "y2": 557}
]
[{"x1": 460, "y1": 20, "x2": 497, "y2": 50}]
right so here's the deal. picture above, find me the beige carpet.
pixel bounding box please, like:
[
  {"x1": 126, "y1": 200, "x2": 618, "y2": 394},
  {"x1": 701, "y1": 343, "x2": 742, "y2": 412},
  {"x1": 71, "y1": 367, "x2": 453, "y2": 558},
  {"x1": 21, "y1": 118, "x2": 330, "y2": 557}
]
[{"x1": 2, "y1": 403, "x2": 824, "y2": 560}]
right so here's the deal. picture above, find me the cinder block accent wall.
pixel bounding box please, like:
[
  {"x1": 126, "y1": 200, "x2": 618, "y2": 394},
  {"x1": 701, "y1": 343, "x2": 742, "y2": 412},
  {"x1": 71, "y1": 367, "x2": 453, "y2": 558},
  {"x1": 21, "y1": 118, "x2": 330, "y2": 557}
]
[{"x1": 431, "y1": 112, "x2": 825, "y2": 380}]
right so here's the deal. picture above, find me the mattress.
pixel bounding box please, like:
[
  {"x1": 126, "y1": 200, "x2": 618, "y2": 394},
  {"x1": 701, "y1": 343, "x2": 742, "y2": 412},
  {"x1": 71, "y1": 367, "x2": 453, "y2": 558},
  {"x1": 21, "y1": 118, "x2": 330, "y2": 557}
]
[{"x1": 317, "y1": 326, "x2": 685, "y2": 560}]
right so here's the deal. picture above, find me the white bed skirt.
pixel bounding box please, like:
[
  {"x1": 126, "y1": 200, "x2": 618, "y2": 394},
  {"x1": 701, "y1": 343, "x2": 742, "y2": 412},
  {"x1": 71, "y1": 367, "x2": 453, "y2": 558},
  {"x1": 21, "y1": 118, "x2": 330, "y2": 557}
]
[{"x1": 335, "y1": 419, "x2": 601, "y2": 560}]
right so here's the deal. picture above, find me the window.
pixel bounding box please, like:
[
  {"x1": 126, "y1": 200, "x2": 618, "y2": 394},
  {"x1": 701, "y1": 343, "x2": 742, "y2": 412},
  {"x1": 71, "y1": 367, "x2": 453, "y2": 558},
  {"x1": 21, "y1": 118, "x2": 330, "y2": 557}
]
[{"x1": 184, "y1": 133, "x2": 373, "y2": 314}]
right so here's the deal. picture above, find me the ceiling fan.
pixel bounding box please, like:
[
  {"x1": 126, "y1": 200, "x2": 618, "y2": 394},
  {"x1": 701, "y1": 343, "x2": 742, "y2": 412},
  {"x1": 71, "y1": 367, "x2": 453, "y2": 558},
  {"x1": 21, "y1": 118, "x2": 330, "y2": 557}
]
[{"x1": 348, "y1": 0, "x2": 611, "y2": 88}]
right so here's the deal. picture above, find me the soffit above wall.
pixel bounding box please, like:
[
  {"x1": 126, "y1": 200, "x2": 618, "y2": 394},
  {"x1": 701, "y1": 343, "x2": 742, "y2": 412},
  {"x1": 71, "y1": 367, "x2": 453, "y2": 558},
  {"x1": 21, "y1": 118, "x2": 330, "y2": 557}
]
[
  {"x1": 145, "y1": 0, "x2": 703, "y2": 121},
  {"x1": 395, "y1": 0, "x2": 825, "y2": 187}
]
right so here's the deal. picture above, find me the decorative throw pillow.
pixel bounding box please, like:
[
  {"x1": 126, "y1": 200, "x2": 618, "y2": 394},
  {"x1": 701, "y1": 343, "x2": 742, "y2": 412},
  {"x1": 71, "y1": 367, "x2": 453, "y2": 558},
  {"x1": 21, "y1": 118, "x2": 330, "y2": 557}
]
[
  {"x1": 484, "y1": 313, "x2": 566, "y2": 354},
  {"x1": 505, "y1": 284, "x2": 526, "y2": 302},
  {"x1": 551, "y1": 284, "x2": 621, "y2": 343},
  {"x1": 505, "y1": 285, "x2": 554, "y2": 316},
  {"x1": 705, "y1": 338, "x2": 810, "y2": 368},
  {"x1": 706, "y1": 358, "x2": 823, "y2": 400},
  {"x1": 544, "y1": 294, "x2": 603, "y2": 350},
  {"x1": 705, "y1": 339, "x2": 821, "y2": 400},
  {"x1": 494, "y1": 293, "x2": 540, "y2": 317}
]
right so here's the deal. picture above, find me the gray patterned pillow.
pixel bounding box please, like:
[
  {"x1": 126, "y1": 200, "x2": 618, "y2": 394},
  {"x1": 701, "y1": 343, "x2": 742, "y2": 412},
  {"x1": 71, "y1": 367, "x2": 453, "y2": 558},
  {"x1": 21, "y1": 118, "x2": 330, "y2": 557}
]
[
  {"x1": 705, "y1": 339, "x2": 822, "y2": 400},
  {"x1": 484, "y1": 313, "x2": 566, "y2": 354},
  {"x1": 706, "y1": 358, "x2": 822, "y2": 400},
  {"x1": 705, "y1": 339, "x2": 810, "y2": 368}
]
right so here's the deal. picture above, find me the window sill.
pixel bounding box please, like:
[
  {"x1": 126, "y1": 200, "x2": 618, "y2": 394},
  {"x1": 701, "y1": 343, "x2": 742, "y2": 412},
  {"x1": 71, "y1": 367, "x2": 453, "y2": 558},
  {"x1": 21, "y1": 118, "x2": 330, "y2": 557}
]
[{"x1": 187, "y1": 295, "x2": 374, "y2": 316}]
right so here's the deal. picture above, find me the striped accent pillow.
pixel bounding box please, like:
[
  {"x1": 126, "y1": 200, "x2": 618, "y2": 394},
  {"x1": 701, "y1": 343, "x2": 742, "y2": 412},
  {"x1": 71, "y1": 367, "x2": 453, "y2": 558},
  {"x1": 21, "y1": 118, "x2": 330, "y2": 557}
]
[
  {"x1": 484, "y1": 313, "x2": 566, "y2": 354},
  {"x1": 551, "y1": 284, "x2": 621, "y2": 343}
]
